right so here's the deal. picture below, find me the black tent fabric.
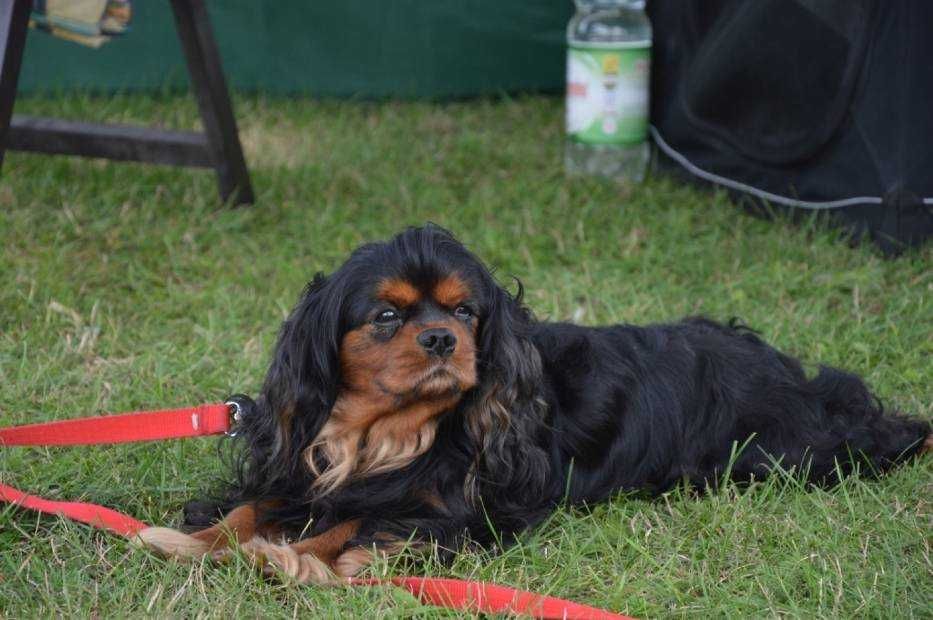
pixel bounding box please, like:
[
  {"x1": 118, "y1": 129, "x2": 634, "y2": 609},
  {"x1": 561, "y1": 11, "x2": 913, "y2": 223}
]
[{"x1": 647, "y1": 0, "x2": 933, "y2": 253}]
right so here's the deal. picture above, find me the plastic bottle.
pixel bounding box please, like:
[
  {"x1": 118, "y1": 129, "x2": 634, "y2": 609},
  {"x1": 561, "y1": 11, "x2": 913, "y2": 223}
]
[{"x1": 565, "y1": 0, "x2": 652, "y2": 183}]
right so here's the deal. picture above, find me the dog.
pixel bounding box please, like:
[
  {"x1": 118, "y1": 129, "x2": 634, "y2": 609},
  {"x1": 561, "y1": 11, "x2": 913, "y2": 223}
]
[{"x1": 139, "y1": 225, "x2": 931, "y2": 583}]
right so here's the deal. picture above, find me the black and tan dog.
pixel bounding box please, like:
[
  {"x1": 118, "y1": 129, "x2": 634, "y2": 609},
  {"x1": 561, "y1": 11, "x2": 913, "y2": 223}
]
[{"x1": 140, "y1": 225, "x2": 931, "y2": 582}]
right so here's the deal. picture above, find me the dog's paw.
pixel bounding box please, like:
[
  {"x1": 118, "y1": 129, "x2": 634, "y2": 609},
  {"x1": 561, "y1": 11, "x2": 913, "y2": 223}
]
[
  {"x1": 135, "y1": 527, "x2": 212, "y2": 558},
  {"x1": 182, "y1": 499, "x2": 223, "y2": 529},
  {"x1": 239, "y1": 537, "x2": 335, "y2": 585},
  {"x1": 333, "y1": 547, "x2": 375, "y2": 578}
]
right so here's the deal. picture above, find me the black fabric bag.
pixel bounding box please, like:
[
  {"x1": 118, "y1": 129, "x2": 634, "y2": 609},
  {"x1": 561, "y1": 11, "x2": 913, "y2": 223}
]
[{"x1": 647, "y1": 0, "x2": 933, "y2": 253}]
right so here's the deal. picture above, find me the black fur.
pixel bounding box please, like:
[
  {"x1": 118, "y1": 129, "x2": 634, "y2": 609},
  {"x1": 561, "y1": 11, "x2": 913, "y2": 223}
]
[{"x1": 187, "y1": 225, "x2": 930, "y2": 560}]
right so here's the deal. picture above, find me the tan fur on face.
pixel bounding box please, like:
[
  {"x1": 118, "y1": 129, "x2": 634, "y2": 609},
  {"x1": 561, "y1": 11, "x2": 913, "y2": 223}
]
[
  {"x1": 433, "y1": 274, "x2": 470, "y2": 308},
  {"x1": 305, "y1": 279, "x2": 479, "y2": 495},
  {"x1": 377, "y1": 278, "x2": 420, "y2": 308}
]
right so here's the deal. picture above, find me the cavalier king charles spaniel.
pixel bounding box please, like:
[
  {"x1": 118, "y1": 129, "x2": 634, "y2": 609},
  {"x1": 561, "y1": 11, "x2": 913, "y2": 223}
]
[{"x1": 140, "y1": 225, "x2": 931, "y2": 583}]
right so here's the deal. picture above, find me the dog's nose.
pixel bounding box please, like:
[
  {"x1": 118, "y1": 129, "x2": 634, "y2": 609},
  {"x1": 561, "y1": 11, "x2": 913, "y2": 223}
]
[{"x1": 417, "y1": 328, "x2": 457, "y2": 358}]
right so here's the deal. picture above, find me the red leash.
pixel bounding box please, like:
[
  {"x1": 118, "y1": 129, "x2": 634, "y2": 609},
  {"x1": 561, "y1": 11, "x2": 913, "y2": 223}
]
[
  {"x1": 0, "y1": 404, "x2": 633, "y2": 620},
  {"x1": 0, "y1": 482, "x2": 147, "y2": 537},
  {"x1": 0, "y1": 404, "x2": 232, "y2": 446}
]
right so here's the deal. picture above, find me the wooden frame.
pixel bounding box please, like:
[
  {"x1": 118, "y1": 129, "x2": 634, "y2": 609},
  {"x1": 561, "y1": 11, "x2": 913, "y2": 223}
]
[{"x1": 0, "y1": 0, "x2": 254, "y2": 206}]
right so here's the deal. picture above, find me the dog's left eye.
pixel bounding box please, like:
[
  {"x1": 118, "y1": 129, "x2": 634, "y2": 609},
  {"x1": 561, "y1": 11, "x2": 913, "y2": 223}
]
[
  {"x1": 374, "y1": 309, "x2": 400, "y2": 325},
  {"x1": 454, "y1": 305, "x2": 473, "y2": 319}
]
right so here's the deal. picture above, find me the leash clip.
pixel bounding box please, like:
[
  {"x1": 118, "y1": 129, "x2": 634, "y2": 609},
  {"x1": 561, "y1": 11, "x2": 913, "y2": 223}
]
[{"x1": 225, "y1": 398, "x2": 245, "y2": 437}]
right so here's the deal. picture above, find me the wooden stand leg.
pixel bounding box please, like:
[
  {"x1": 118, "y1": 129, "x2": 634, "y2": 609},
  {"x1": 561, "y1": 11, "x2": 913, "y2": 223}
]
[
  {"x1": 0, "y1": 0, "x2": 31, "y2": 172},
  {"x1": 170, "y1": 0, "x2": 254, "y2": 206}
]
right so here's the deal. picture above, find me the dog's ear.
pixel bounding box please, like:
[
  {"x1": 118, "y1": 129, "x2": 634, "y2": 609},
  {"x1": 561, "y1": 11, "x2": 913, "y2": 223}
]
[
  {"x1": 264, "y1": 273, "x2": 341, "y2": 420},
  {"x1": 465, "y1": 277, "x2": 550, "y2": 512},
  {"x1": 235, "y1": 272, "x2": 343, "y2": 499}
]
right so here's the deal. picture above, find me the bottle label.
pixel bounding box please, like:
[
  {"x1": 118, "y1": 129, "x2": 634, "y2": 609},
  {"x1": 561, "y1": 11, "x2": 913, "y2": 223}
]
[{"x1": 566, "y1": 43, "x2": 650, "y2": 145}]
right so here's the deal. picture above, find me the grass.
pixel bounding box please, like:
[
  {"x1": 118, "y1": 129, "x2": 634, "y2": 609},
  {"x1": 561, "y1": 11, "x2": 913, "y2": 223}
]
[{"x1": 1, "y1": 94, "x2": 930, "y2": 618}]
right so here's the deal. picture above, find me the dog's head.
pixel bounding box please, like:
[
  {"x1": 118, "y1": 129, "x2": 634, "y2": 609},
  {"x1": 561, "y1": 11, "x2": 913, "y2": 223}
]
[
  {"x1": 251, "y1": 225, "x2": 548, "y2": 500},
  {"x1": 336, "y1": 238, "x2": 483, "y2": 407}
]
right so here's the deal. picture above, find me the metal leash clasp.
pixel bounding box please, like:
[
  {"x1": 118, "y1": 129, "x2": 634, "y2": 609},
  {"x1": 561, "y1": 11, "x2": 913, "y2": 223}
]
[{"x1": 225, "y1": 398, "x2": 246, "y2": 437}]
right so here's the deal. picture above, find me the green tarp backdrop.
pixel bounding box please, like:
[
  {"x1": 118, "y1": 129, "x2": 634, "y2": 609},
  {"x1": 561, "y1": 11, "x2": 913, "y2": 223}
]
[{"x1": 19, "y1": 2, "x2": 572, "y2": 98}]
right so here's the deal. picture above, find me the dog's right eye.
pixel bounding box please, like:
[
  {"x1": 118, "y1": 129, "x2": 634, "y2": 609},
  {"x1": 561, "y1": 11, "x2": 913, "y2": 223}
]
[{"x1": 374, "y1": 309, "x2": 400, "y2": 325}]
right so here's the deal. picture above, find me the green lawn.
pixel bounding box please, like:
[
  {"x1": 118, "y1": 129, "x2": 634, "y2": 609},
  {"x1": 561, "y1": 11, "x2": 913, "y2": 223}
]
[{"x1": 1, "y1": 95, "x2": 930, "y2": 618}]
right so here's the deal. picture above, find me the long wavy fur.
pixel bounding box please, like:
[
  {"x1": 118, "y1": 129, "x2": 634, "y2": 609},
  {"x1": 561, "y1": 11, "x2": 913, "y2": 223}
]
[{"x1": 183, "y1": 224, "x2": 930, "y2": 565}]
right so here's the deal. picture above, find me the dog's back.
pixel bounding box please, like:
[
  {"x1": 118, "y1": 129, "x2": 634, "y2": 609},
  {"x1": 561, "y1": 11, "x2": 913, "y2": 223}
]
[{"x1": 531, "y1": 317, "x2": 930, "y2": 503}]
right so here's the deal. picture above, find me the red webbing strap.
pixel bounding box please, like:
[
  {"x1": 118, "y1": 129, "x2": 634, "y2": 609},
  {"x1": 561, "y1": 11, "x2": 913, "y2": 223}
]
[
  {"x1": 0, "y1": 404, "x2": 228, "y2": 534},
  {"x1": 0, "y1": 404, "x2": 231, "y2": 446},
  {"x1": 353, "y1": 577, "x2": 634, "y2": 620},
  {"x1": 0, "y1": 482, "x2": 147, "y2": 536}
]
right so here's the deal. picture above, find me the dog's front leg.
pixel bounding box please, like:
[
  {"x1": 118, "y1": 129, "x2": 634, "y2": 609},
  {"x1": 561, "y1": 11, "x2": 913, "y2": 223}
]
[
  {"x1": 137, "y1": 503, "x2": 261, "y2": 558},
  {"x1": 237, "y1": 519, "x2": 363, "y2": 584},
  {"x1": 137, "y1": 503, "x2": 366, "y2": 585}
]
